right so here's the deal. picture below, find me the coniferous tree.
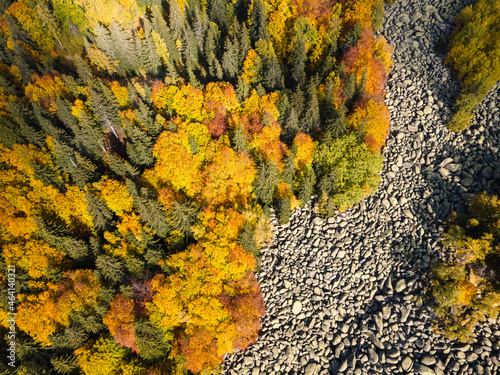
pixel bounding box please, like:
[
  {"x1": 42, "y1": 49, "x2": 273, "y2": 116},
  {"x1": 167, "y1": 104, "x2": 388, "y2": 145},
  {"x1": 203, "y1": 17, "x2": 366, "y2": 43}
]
[
  {"x1": 85, "y1": 192, "x2": 114, "y2": 231},
  {"x1": 301, "y1": 81, "x2": 320, "y2": 133},
  {"x1": 74, "y1": 56, "x2": 93, "y2": 84},
  {"x1": 7, "y1": 101, "x2": 45, "y2": 147},
  {"x1": 299, "y1": 167, "x2": 316, "y2": 207},
  {"x1": 291, "y1": 33, "x2": 307, "y2": 85},
  {"x1": 0, "y1": 117, "x2": 24, "y2": 148},
  {"x1": 125, "y1": 121, "x2": 154, "y2": 168},
  {"x1": 109, "y1": 20, "x2": 138, "y2": 75},
  {"x1": 139, "y1": 22, "x2": 162, "y2": 75},
  {"x1": 239, "y1": 23, "x2": 251, "y2": 63},
  {"x1": 134, "y1": 320, "x2": 171, "y2": 361},
  {"x1": 254, "y1": 160, "x2": 279, "y2": 206},
  {"x1": 169, "y1": 201, "x2": 198, "y2": 235},
  {"x1": 89, "y1": 79, "x2": 122, "y2": 133},
  {"x1": 250, "y1": 0, "x2": 268, "y2": 43},
  {"x1": 232, "y1": 124, "x2": 248, "y2": 152},
  {"x1": 341, "y1": 22, "x2": 362, "y2": 51},
  {"x1": 50, "y1": 354, "x2": 79, "y2": 375},
  {"x1": 126, "y1": 179, "x2": 170, "y2": 237},
  {"x1": 96, "y1": 254, "x2": 125, "y2": 283},
  {"x1": 55, "y1": 97, "x2": 78, "y2": 133},
  {"x1": 208, "y1": 0, "x2": 229, "y2": 34},
  {"x1": 277, "y1": 195, "x2": 291, "y2": 224},
  {"x1": 222, "y1": 39, "x2": 239, "y2": 81}
]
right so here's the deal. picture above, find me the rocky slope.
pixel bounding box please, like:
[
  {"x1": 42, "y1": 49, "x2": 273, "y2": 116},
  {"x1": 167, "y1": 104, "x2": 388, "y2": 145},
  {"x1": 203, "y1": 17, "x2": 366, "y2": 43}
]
[{"x1": 222, "y1": 0, "x2": 500, "y2": 374}]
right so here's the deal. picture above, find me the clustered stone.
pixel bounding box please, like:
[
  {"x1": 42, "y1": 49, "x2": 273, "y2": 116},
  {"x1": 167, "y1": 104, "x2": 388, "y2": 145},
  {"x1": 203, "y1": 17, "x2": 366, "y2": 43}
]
[{"x1": 222, "y1": 0, "x2": 500, "y2": 374}]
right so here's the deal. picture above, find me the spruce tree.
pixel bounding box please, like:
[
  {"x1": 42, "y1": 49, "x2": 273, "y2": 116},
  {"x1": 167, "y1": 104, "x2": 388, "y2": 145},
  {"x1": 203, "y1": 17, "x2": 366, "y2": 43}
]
[
  {"x1": 109, "y1": 20, "x2": 138, "y2": 75},
  {"x1": 301, "y1": 80, "x2": 320, "y2": 133},
  {"x1": 55, "y1": 97, "x2": 78, "y2": 133},
  {"x1": 0, "y1": 117, "x2": 24, "y2": 148},
  {"x1": 92, "y1": 23, "x2": 116, "y2": 62},
  {"x1": 134, "y1": 320, "x2": 171, "y2": 361},
  {"x1": 169, "y1": 201, "x2": 198, "y2": 235},
  {"x1": 254, "y1": 160, "x2": 280, "y2": 206},
  {"x1": 85, "y1": 192, "x2": 114, "y2": 231},
  {"x1": 222, "y1": 39, "x2": 239, "y2": 81},
  {"x1": 139, "y1": 22, "x2": 161, "y2": 75},
  {"x1": 192, "y1": 5, "x2": 208, "y2": 55},
  {"x1": 291, "y1": 33, "x2": 307, "y2": 85},
  {"x1": 126, "y1": 179, "x2": 170, "y2": 237},
  {"x1": 208, "y1": 0, "x2": 229, "y2": 34},
  {"x1": 125, "y1": 121, "x2": 154, "y2": 168},
  {"x1": 74, "y1": 56, "x2": 93, "y2": 84},
  {"x1": 89, "y1": 79, "x2": 122, "y2": 133},
  {"x1": 7, "y1": 101, "x2": 45, "y2": 147},
  {"x1": 50, "y1": 354, "x2": 78, "y2": 375},
  {"x1": 250, "y1": 0, "x2": 268, "y2": 43},
  {"x1": 95, "y1": 254, "x2": 125, "y2": 283},
  {"x1": 232, "y1": 124, "x2": 248, "y2": 152},
  {"x1": 299, "y1": 167, "x2": 316, "y2": 207}
]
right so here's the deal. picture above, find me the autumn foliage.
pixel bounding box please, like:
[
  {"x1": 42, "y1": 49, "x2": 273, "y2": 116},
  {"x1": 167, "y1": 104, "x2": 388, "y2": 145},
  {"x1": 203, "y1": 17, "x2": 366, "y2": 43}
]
[{"x1": 0, "y1": 0, "x2": 394, "y2": 373}]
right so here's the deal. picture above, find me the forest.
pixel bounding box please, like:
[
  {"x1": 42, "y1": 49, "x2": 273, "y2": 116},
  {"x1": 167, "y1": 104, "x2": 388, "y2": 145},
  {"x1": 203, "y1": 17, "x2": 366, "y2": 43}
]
[
  {"x1": 0, "y1": 0, "x2": 394, "y2": 373},
  {"x1": 445, "y1": 0, "x2": 500, "y2": 131}
]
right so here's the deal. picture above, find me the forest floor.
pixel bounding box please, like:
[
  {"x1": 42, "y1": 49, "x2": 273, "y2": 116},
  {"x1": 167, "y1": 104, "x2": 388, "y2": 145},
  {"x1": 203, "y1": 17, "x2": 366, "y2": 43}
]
[{"x1": 221, "y1": 0, "x2": 500, "y2": 374}]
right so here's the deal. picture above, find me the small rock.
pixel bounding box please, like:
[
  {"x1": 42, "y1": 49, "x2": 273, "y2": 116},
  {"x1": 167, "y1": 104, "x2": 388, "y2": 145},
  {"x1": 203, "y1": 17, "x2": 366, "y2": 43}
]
[{"x1": 423, "y1": 106, "x2": 432, "y2": 115}]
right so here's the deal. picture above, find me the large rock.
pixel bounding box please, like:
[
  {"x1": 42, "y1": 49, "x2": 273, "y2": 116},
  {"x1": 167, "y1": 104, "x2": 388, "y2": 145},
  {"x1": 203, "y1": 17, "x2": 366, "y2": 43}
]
[
  {"x1": 305, "y1": 362, "x2": 319, "y2": 375},
  {"x1": 292, "y1": 301, "x2": 303, "y2": 315},
  {"x1": 415, "y1": 364, "x2": 436, "y2": 375}
]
